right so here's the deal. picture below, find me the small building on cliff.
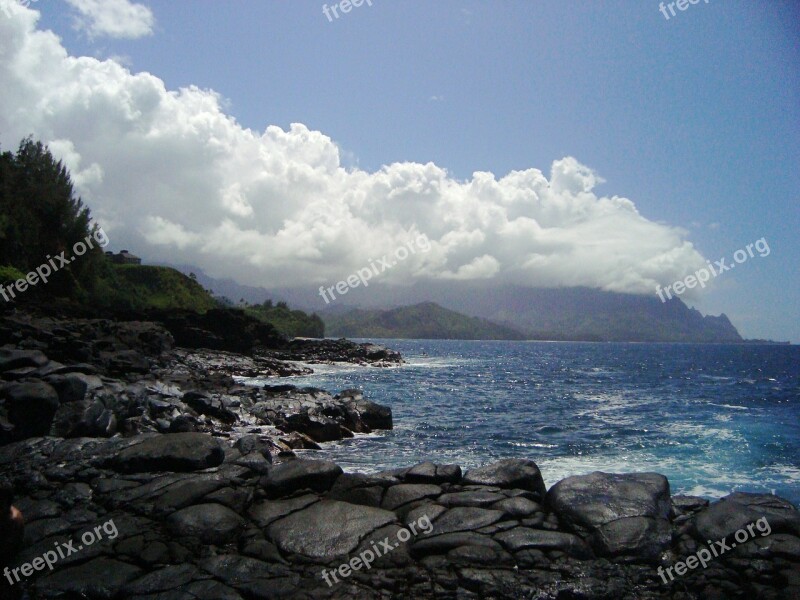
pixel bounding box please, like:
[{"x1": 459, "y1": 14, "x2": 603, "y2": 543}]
[{"x1": 105, "y1": 250, "x2": 142, "y2": 265}]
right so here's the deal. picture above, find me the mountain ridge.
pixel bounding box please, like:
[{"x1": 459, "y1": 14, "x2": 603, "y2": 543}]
[{"x1": 168, "y1": 265, "x2": 767, "y2": 343}]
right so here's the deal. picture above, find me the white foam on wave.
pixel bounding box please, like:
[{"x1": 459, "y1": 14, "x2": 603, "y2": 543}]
[{"x1": 509, "y1": 441, "x2": 559, "y2": 449}]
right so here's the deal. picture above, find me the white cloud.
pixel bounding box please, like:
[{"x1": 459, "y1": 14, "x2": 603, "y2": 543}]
[
  {"x1": 0, "y1": 3, "x2": 710, "y2": 295},
  {"x1": 64, "y1": 0, "x2": 154, "y2": 39}
]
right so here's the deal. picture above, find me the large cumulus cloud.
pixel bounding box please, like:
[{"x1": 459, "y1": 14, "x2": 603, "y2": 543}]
[{"x1": 0, "y1": 2, "x2": 707, "y2": 293}]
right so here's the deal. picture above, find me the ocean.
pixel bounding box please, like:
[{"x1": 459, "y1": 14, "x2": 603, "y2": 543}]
[{"x1": 250, "y1": 340, "x2": 800, "y2": 505}]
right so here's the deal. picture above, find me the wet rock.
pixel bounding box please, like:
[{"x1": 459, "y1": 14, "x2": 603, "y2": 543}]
[
  {"x1": 382, "y1": 483, "x2": 442, "y2": 511},
  {"x1": 691, "y1": 492, "x2": 800, "y2": 542},
  {"x1": 168, "y1": 415, "x2": 199, "y2": 433},
  {"x1": 200, "y1": 554, "x2": 299, "y2": 598},
  {"x1": 183, "y1": 390, "x2": 237, "y2": 424},
  {"x1": 51, "y1": 399, "x2": 117, "y2": 438},
  {"x1": 438, "y1": 490, "x2": 507, "y2": 508},
  {"x1": 672, "y1": 494, "x2": 710, "y2": 518},
  {"x1": 547, "y1": 471, "x2": 671, "y2": 561},
  {"x1": 327, "y1": 472, "x2": 397, "y2": 508},
  {"x1": 122, "y1": 564, "x2": 200, "y2": 596},
  {"x1": 266, "y1": 499, "x2": 396, "y2": 559},
  {"x1": 112, "y1": 433, "x2": 225, "y2": 473},
  {"x1": 0, "y1": 347, "x2": 49, "y2": 372},
  {"x1": 463, "y1": 459, "x2": 547, "y2": 500},
  {"x1": 249, "y1": 494, "x2": 319, "y2": 528},
  {"x1": 43, "y1": 373, "x2": 88, "y2": 403},
  {"x1": 101, "y1": 349, "x2": 150, "y2": 374},
  {"x1": 2, "y1": 380, "x2": 60, "y2": 439},
  {"x1": 495, "y1": 527, "x2": 593, "y2": 558},
  {"x1": 32, "y1": 557, "x2": 142, "y2": 598},
  {"x1": 167, "y1": 503, "x2": 245, "y2": 545},
  {"x1": 260, "y1": 458, "x2": 342, "y2": 498},
  {"x1": 284, "y1": 412, "x2": 342, "y2": 442},
  {"x1": 430, "y1": 507, "x2": 505, "y2": 535},
  {"x1": 278, "y1": 431, "x2": 321, "y2": 450},
  {"x1": 233, "y1": 434, "x2": 273, "y2": 459},
  {"x1": 234, "y1": 452, "x2": 271, "y2": 475},
  {"x1": 406, "y1": 461, "x2": 463, "y2": 484},
  {"x1": 491, "y1": 496, "x2": 541, "y2": 519},
  {"x1": 343, "y1": 397, "x2": 393, "y2": 431},
  {"x1": 412, "y1": 532, "x2": 503, "y2": 557}
]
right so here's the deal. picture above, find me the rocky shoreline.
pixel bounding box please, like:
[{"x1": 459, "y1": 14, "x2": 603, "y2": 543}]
[{"x1": 0, "y1": 311, "x2": 798, "y2": 599}]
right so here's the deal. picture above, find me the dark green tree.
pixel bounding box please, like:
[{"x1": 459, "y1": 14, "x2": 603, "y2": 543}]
[{"x1": 0, "y1": 137, "x2": 104, "y2": 298}]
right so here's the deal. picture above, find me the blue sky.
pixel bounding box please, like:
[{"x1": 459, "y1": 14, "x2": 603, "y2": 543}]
[{"x1": 3, "y1": 0, "x2": 799, "y2": 340}]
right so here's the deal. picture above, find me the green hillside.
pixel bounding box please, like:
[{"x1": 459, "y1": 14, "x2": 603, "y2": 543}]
[
  {"x1": 95, "y1": 264, "x2": 219, "y2": 312},
  {"x1": 324, "y1": 302, "x2": 527, "y2": 340},
  {"x1": 245, "y1": 300, "x2": 324, "y2": 338}
]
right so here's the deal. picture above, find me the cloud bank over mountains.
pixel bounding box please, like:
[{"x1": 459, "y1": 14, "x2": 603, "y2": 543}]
[{"x1": 0, "y1": 1, "x2": 708, "y2": 295}]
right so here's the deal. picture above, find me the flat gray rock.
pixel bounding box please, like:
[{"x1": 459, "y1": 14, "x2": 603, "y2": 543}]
[
  {"x1": 381, "y1": 483, "x2": 442, "y2": 510},
  {"x1": 266, "y1": 499, "x2": 396, "y2": 559},
  {"x1": 463, "y1": 459, "x2": 547, "y2": 499},
  {"x1": 491, "y1": 496, "x2": 541, "y2": 518},
  {"x1": 113, "y1": 433, "x2": 225, "y2": 473},
  {"x1": 260, "y1": 458, "x2": 342, "y2": 498},
  {"x1": 405, "y1": 461, "x2": 462, "y2": 484},
  {"x1": 431, "y1": 507, "x2": 505, "y2": 536},
  {"x1": 438, "y1": 490, "x2": 507, "y2": 508},
  {"x1": 249, "y1": 494, "x2": 319, "y2": 528},
  {"x1": 411, "y1": 532, "x2": 503, "y2": 557},
  {"x1": 32, "y1": 557, "x2": 142, "y2": 598},
  {"x1": 496, "y1": 527, "x2": 593, "y2": 558},
  {"x1": 167, "y1": 503, "x2": 245, "y2": 545}
]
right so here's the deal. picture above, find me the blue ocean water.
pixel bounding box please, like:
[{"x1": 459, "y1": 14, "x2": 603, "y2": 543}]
[{"x1": 255, "y1": 341, "x2": 800, "y2": 505}]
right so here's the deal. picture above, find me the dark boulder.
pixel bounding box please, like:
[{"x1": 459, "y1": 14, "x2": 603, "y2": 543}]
[
  {"x1": 100, "y1": 350, "x2": 150, "y2": 374},
  {"x1": 381, "y1": 483, "x2": 442, "y2": 510},
  {"x1": 495, "y1": 527, "x2": 593, "y2": 558},
  {"x1": 430, "y1": 507, "x2": 505, "y2": 535},
  {"x1": 411, "y1": 532, "x2": 503, "y2": 557},
  {"x1": 167, "y1": 503, "x2": 245, "y2": 545},
  {"x1": 112, "y1": 433, "x2": 225, "y2": 473},
  {"x1": 546, "y1": 471, "x2": 671, "y2": 561},
  {"x1": 344, "y1": 397, "x2": 393, "y2": 431},
  {"x1": 0, "y1": 348, "x2": 49, "y2": 372},
  {"x1": 405, "y1": 461, "x2": 462, "y2": 484},
  {"x1": 463, "y1": 459, "x2": 547, "y2": 500},
  {"x1": 168, "y1": 415, "x2": 200, "y2": 433},
  {"x1": 260, "y1": 459, "x2": 342, "y2": 498},
  {"x1": 691, "y1": 492, "x2": 800, "y2": 542},
  {"x1": 1, "y1": 380, "x2": 60, "y2": 439},
  {"x1": 51, "y1": 399, "x2": 117, "y2": 438},
  {"x1": 31, "y1": 558, "x2": 142, "y2": 599},
  {"x1": 266, "y1": 499, "x2": 396, "y2": 559},
  {"x1": 284, "y1": 412, "x2": 342, "y2": 442},
  {"x1": 43, "y1": 373, "x2": 88, "y2": 403},
  {"x1": 183, "y1": 391, "x2": 237, "y2": 424}
]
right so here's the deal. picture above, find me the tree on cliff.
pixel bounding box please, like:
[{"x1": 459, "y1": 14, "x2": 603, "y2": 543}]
[{"x1": 0, "y1": 137, "x2": 105, "y2": 299}]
